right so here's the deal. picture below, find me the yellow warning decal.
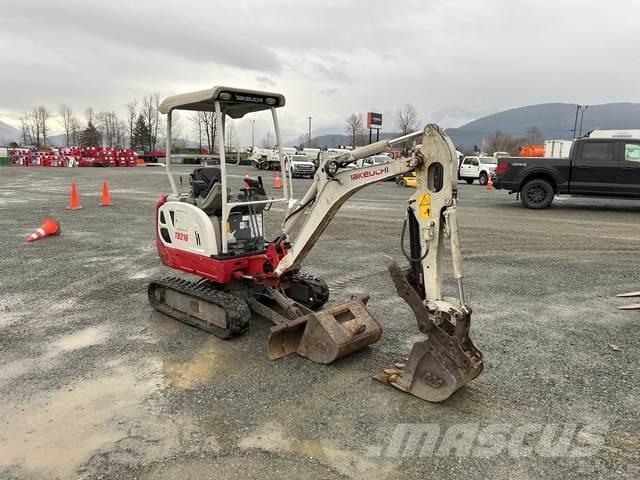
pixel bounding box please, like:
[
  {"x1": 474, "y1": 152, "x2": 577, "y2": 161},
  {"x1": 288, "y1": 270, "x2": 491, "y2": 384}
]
[{"x1": 418, "y1": 193, "x2": 431, "y2": 219}]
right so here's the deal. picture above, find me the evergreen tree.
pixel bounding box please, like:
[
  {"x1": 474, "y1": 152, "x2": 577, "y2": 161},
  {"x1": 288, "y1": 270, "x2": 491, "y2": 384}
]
[
  {"x1": 80, "y1": 121, "x2": 100, "y2": 147},
  {"x1": 132, "y1": 114, "x2": 151, "y2": 152}
]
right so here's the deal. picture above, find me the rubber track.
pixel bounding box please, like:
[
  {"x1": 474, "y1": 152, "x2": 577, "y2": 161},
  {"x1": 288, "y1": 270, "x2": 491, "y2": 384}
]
[
  {"x1": 148, "y1": 277, "x2": 251, "y2": 339},
  {"x1": 285, "y1": 272, "x2": 330, "y2": 310}
]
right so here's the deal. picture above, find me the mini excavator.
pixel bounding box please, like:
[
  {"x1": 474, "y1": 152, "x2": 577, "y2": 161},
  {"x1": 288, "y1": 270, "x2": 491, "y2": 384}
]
[{"x1": 149, "y1": 86, "x2": 483, "y2": 402}]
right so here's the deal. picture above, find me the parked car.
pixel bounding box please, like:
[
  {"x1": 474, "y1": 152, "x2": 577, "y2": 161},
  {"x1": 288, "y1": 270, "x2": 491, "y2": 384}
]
[
  {"x1": 397, "y1": 171, "x2": 416, "y2": 187},
  {"x1": 458, "y1": 156, "x2": 497, "y2": 185},
  {"x1": 492, "y1": 136, "x2": 640, "y2": 209},
  {"x1": 284, "y1": 154, "x2": 315, "y2": 178}
]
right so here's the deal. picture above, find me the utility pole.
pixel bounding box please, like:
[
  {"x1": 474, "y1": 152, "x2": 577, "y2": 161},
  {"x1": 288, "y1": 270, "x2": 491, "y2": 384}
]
[
  {"x1": 250, "y1": 119, "x2": 255, "y2": 148},
  {"x1": 307, "y1": 116, "x2": 312, "y2": 147},
  {"x1": 572, "y1": 105, "x2": 580, "y2": 139},
  {"x1": 578, "y1": 105, "x2": 589, "y2": 137}
]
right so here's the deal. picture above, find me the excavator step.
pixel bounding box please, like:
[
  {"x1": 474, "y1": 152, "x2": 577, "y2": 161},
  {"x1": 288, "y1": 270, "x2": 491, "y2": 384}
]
[{"x1": 148, "y1": 277, "x2": 251, "y2": 339}]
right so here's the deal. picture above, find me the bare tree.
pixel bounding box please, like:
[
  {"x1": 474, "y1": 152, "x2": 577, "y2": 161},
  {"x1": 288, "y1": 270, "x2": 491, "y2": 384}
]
[
  {"x1": 262, "y1": 131, "x2": 275, "y2": 149},
  {"x1": 345, "y1": 113, "x2": 364, "y2": 148},
  {"x1": 397, "y1": 104, "x2": 417, "y2": 135},
  {"x1": 189, "y1": 113, "x2": 203, "y2": 151},
  {"x1": 170, "y1": 113, "x2": 183, "y2": 149},
  {"x1": 525, "y1": 126, "x2": 544, "y2": 145},
  {"x1": 297, "y1": 134, "x2": 307, "y2": 150},
  {"x1": 487, "y1": 131, "x2": 522, "y2": 155},
  {"x1": 37, "y1": 106, "x2": 50, "y2": 147},
  {"x1": 20, "y1": 106, "x2": 50, "y2": 148},
  {"x1": 126, "y1": 101, "x2": 137, "y2": 148},
  {"x1": 85, "y1": 107, "x2": 95, "y2": 125},
  {"x1": 142, "y1": 93, "x2": 161, "y2": 151},
  {"x1": 225, "y1": 119, "x2": 238, "y2": 149},
  {"x1": 70, "y1": 117, "x2": 82, "y2": 145},
  {"x1": 20, "y1": 115, "x2": 31, "y2": 145},
  {"x1": 98, "y1": 111, "x2": 121, "y2": 146},
  {"x1": 59, "y1": 105, "x2": 75, "y2": 146},
  {"x1": 201, "y1": 112, "x2": 218, "y2": 153}
]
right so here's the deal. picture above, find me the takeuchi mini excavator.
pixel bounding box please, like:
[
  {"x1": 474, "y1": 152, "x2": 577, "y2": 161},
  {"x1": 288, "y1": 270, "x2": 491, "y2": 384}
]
[{"x1": 149, "y1": 86, "x2": 483, "y2": 402}]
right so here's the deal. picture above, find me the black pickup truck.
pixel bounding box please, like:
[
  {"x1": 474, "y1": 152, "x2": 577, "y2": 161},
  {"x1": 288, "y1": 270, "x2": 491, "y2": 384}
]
[{"x1": 492, "y1": 137, "x2": 640, "y2": 208}]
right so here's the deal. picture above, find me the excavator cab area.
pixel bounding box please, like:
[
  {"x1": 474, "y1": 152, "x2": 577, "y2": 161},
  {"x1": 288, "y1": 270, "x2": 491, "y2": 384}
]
[{"x1": 159, "y1": 86, "x2": 291, "y2": 256}]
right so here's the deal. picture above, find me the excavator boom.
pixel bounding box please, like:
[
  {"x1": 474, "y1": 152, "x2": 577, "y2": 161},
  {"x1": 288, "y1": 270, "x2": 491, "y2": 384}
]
[{"x1": 274, "y1": 124, "x2": 484, "y2": 402}]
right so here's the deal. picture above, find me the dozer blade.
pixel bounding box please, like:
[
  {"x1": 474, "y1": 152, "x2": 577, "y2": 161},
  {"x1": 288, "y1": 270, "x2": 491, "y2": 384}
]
[
  {"x1": 375, "y1": 262, "x2": 483, "y2": 402},
  {"x1": 267, "y1": 297, "x2": 382, "y2": 364}
]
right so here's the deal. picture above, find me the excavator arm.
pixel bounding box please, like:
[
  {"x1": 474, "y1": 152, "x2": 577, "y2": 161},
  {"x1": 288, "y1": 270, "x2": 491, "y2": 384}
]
[{"x1": 272, "y1": 125, "x2": 483, "y2": 402}]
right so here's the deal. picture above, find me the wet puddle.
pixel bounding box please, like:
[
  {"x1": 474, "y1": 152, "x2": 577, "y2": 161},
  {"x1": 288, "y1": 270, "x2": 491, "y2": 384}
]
[
  {"x1": 48, "y1": 325, "x2": 110, "y2": 355},
  {"x1": 239, "y1": 422, "x2": 394, "y2": 479},
  {"x1": 162, "y1": 337, "x2": 243, "y2": 389},
  {"x1": 0, "y1": 367, "x2": 156, "y2": 478}
]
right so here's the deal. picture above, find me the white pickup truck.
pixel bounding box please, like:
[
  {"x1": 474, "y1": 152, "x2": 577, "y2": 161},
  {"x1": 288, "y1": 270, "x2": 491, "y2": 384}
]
[
  {"x1": 458, "y1": 155, "x2": 497, "y2": 185},
  {"x1": 250, "y1": 148, "x2": 315, "y2": 178},
  {"x1": 284, "y1": 154, "x2": 316, "y2": 178}
]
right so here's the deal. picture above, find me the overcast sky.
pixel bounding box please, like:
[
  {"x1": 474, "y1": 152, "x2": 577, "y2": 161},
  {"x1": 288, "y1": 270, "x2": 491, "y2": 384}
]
[{"x1": 2, "y1": 0, "x2": 639, "y2": 143}]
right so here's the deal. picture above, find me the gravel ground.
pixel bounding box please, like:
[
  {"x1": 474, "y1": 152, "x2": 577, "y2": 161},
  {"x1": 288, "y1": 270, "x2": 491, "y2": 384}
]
[{"x1": 0, "y1": 165, "x2": 638, "y2": 479}]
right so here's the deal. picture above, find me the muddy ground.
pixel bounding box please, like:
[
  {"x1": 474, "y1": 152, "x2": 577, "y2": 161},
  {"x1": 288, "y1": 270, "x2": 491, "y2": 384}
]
[{"x1": 0, "y1": 165, "x2": 638, "y2": 479}]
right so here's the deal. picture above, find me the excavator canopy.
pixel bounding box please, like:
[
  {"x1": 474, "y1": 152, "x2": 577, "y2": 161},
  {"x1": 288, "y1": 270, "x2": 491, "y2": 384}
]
[{"x1": 158, "y1": 86, "x2": 286, "y2": 118}]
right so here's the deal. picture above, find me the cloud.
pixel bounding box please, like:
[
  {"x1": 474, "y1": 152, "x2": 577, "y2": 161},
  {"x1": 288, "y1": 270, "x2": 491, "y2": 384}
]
[{"x1": 1, "y1": 0, "x2": 639, "y2": 143}]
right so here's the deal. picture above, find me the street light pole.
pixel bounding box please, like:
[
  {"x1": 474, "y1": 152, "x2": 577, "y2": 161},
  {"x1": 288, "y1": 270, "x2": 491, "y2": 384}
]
[
  {"x1": 572, "y1": 104, "x2": 580, "y2": 139},
  {"x1": 578, "y1": 105, "x2": 589, "y2": 137},
  {"x1": 250, "y1": 119, "x2": 255, "y2": 148},
  {"x1": 307, "y1": 116, "x2": 312, "y2": 148}
]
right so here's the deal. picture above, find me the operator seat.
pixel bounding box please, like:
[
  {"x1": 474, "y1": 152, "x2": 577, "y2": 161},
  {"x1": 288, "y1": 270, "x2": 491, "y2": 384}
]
[{"x1": 190, "y1": 167, "x2": 226, "y2": 215}]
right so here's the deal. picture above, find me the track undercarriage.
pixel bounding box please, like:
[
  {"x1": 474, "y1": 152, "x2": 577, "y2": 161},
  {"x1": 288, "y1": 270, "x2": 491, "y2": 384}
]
[{"x1": 148, "y1": 271, "x2": 383, "y2": 365}]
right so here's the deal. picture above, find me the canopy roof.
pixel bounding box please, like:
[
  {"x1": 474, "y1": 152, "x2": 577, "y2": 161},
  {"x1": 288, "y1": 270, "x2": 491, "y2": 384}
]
[{"x1": 159, "y1": 86, "x2": 286, "y2": 118}]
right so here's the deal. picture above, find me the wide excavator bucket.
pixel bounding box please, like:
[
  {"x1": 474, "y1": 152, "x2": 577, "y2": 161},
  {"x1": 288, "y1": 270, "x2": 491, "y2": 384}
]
[
  {"x1": 267, "y1": 297, "x2": 382, "y2": 364},
  {"x1": 374, "y1": 262, "x2": 483, "y2": 402}
]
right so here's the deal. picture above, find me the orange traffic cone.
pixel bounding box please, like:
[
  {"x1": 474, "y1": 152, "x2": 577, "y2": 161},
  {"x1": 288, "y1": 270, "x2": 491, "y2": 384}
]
[
  {"x1": 100, "y1": 179, "x2": 113, "y2": 206},
  {"x1": 67, "y1": 181, "x2": 82, "y2": 209},
  {"x1": 244, "y1": 173, "x2": 250, "y2": 190},
  {"x1": 486, "y1": 175, "x2": 493, "y2": 190},
  {"x1": 26, "y1": 218, "x2": 60, "y2": 243},
  {"x1": 274, "y1": 171, "x2": 282, "y2": 189}
]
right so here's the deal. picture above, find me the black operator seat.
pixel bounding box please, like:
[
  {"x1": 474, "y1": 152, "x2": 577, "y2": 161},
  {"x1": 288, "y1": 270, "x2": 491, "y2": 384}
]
[{"x1": 190, "y1": 167, "x2": 225, "y2": 215}]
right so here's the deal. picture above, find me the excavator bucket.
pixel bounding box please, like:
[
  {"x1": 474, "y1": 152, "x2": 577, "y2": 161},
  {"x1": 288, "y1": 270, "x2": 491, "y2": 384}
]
[
  {"x1": 267, "y1": 297, "x2": 382, "y2": 364},
  {"x1": 374, "y1": 262, "x2": 483, "y2": 402},
  {"x1": 382, "y1": 335, "x2": 484, "y2": 402}
]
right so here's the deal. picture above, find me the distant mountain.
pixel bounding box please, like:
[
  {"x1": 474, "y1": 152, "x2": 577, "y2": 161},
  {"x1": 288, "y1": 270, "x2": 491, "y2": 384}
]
[
  {"x1": 290, "y1": 131, "x2": 402, "y2": 148},
  {"x1": 446, "y1": 102, "x2": 640, "y2": 150},
  {"x1": 0, "y1": 120, "x2": 19, "y2": 144},
  {"x1": 287, "y1": 102, "x2": 640, "y2": 151}
]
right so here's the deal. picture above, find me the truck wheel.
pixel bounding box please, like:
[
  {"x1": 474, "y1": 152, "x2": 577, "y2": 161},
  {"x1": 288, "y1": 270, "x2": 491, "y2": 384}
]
[
  {"x1": 521, "y1": 179, "x2": 554, "y2": 209},
  {"x1": 398, "y1": 178, "x2": 407, "y2": 187},
  {"x1": 465, "y1": 178, "x2": 474, "y2": 185},
  {"x1": 478, "y1": 172, "x2": 488, "y2": 185}
]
